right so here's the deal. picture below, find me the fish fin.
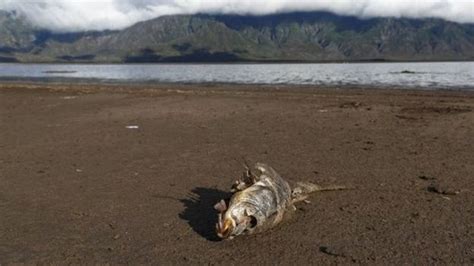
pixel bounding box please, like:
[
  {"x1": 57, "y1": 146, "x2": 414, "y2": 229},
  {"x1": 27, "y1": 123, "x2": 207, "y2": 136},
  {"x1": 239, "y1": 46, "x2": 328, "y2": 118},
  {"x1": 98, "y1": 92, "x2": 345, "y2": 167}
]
[
  {"x1": 214, "y1": 199, "x2": 227, "y2": 212},
  {"x1": 231, "y1": 165, "x2": 258, "y2": 192},
  {"x1": 291, "y1": 193, "x2": 309, "y2": 204},
  {"x1": 253, "y1": 163, "x2": 284, "y2": 182}
]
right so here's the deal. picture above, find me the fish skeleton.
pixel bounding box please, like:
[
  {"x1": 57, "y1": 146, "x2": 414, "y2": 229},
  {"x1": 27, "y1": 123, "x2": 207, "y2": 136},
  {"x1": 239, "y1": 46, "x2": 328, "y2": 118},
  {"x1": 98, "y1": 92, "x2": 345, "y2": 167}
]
[{"x1": 214, "y1": 162, "x2": 347, "y2": 239}]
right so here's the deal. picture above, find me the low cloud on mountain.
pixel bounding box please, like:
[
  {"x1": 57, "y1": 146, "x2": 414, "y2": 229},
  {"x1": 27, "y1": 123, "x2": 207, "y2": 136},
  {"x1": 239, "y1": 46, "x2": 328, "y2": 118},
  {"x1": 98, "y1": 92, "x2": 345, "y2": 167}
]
[{"x1": 1, "y1": 0, "x2": 473, "y2": 31}]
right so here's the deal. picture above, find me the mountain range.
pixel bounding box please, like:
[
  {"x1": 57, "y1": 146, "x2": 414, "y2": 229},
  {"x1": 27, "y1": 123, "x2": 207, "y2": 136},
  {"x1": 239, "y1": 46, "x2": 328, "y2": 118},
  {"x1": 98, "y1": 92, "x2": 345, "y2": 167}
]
[{"x1": 1, "y1": 10, "x2": 474, "y2": 63}]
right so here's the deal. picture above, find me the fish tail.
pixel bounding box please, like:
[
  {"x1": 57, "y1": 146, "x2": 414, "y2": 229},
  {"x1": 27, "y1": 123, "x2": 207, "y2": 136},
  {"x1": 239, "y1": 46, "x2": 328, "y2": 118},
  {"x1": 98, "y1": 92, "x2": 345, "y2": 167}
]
[{"x1": 295, "y1": 182, "x2": 349, "y2": 193}]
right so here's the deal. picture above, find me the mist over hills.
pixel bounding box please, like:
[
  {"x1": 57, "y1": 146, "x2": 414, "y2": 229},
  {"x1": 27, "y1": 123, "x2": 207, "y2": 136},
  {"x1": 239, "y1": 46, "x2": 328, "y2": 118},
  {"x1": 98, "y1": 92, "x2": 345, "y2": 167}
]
[{"x1": 1, "y1": 10, "x2": 473, "y2": 63}]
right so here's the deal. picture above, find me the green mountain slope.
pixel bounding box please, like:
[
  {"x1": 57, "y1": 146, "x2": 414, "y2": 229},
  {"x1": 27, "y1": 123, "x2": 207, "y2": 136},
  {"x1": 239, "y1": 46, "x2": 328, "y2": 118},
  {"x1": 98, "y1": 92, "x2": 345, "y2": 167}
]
[{"x1": 1, "y1": 11, "x2": 473, "y2": 63}]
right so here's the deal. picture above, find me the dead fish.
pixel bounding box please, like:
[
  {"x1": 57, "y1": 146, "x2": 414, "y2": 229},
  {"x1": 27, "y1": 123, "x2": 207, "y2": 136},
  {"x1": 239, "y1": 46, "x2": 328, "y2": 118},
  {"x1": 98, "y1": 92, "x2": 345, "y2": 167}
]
[{"x1": 214, "y1": 163, "x2": 348, "y2": 239}]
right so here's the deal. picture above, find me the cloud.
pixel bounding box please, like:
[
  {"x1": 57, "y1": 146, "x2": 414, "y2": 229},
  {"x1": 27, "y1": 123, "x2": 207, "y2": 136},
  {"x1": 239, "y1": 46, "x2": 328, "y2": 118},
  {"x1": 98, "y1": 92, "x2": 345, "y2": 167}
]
[{"x1": 1, "y1": 0, "x2": 473, "y2": 31}]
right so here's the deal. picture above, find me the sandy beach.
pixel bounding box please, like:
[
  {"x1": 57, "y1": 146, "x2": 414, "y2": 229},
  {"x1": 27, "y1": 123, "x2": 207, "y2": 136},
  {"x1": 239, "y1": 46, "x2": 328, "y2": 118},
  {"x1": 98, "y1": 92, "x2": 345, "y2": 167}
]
[{"x1": 1, "y1": 83, "x2": 473, "y2": 264}]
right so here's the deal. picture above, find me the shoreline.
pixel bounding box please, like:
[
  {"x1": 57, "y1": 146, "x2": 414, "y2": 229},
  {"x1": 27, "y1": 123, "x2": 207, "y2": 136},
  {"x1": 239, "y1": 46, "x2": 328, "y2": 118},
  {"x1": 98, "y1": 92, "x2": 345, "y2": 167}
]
[
  {"x1": 2, "y1": 59, "x2": 474, "y2": 65},
  {"x1": 1, "y1": 80, "x2": 474, "y2": 96}
]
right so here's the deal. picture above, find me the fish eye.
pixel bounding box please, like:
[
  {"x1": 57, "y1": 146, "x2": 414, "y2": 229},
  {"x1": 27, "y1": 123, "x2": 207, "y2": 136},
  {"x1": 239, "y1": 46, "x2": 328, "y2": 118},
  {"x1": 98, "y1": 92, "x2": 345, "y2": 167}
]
[{"x1": 249, "y1": 215, "x2": 257, "y2": 228}]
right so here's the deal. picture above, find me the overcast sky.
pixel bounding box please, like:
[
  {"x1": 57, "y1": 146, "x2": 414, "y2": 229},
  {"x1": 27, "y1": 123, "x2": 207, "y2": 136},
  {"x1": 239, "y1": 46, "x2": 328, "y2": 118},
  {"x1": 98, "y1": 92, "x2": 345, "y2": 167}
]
[{"x1": 1, "y1": 0, "x2": 473, "y2": 31}]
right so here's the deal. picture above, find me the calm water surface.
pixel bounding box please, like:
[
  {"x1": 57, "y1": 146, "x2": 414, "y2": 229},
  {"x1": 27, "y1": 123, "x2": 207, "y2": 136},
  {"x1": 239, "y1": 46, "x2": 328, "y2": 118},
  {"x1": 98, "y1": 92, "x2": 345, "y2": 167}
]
[{"x1": 0, "y1": 62, "x2": 472, "y2": 90}]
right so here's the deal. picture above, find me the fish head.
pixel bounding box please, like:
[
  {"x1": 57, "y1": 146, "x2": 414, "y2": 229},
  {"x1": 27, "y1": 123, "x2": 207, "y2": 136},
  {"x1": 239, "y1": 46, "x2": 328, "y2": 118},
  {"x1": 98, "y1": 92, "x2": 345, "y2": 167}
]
[
  {"x1": 216, "y1": 214, "x2": 255, "y2": 239},
  {"x1": 215, "y1": 201, "x2": 258, "y2": 239}
]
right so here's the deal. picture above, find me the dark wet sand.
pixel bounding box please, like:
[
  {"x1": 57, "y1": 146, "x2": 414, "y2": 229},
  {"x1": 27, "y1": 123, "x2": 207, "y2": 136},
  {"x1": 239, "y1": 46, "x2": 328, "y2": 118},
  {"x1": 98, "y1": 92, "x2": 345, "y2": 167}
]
[{"x1": 1, "y1": 83, "x2": 473, "y2": 264}]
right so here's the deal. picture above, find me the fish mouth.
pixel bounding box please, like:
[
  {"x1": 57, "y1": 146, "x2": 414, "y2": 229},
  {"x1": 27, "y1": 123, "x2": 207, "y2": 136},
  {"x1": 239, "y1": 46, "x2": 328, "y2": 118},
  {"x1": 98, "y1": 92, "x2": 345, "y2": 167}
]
[
  {"x1": 214, "y1": 199, "x2": 232, "y2": 239},
  {"x1": 216, "y1": 216, "x2": 234, "y2": 239}
]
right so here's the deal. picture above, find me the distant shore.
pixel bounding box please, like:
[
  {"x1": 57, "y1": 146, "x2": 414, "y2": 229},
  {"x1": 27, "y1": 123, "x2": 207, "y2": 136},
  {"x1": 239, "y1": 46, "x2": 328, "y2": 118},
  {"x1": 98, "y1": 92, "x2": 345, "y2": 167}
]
[
  {"x1": 1, "y1": 82, "x2": 473, "y2": 264},
  {"x1": 1, "y1": 59, "x2": 474, "y2": 64}
]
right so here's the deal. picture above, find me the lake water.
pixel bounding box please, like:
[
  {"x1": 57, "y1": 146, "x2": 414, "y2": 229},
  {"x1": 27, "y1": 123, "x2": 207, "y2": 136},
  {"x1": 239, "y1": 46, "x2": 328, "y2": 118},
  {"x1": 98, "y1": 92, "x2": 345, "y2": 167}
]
[{"x1": 0, "y1": 62, "x2": 473, "y2": 90}]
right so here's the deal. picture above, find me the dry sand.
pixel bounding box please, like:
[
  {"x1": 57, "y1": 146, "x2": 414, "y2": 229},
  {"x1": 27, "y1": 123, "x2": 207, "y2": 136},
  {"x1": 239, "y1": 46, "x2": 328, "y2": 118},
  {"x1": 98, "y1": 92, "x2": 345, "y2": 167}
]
[{"x1": 1, "y1": 83, "x2": 473, "y2": 264}]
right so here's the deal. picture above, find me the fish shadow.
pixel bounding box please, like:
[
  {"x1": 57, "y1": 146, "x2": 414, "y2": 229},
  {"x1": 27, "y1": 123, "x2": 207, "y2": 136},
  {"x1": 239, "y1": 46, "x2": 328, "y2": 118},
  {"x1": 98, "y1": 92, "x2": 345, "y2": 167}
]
[{"x1": 179, "y1": 187, "x2": 231, "y2": 241}]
